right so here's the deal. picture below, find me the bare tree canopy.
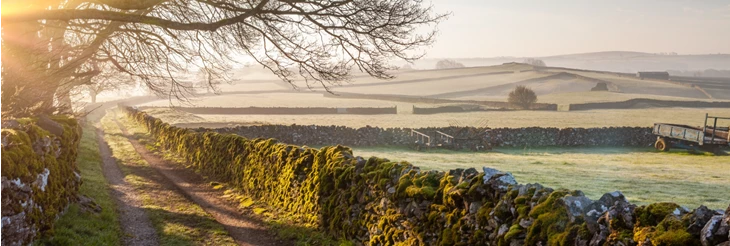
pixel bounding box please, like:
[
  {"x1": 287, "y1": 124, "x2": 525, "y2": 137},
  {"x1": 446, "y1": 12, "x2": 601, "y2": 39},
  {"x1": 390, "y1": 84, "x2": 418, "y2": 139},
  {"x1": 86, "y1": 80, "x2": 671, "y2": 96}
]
[
  {"x1": 76, "y1": 62, "x2": 138, "y2": 103},
  {"x1": 435, "y1": 59, "x2": 464, "y2": 69},
  {"x1": 1, "y1": 0, "x2": 446, "y2": 118},
  {"x1": 508, "y1": 85, "x2": 537, "y2": 109},
  {"x1": 523, "y1": 58, "x2": 546, "y2": 67}
]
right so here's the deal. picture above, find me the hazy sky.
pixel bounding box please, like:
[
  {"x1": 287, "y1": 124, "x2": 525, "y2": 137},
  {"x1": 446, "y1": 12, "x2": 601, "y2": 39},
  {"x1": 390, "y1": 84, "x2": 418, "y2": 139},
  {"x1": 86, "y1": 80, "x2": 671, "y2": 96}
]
[{"x1": 426, "y1": 0, "x2": 730, "y2": 58}]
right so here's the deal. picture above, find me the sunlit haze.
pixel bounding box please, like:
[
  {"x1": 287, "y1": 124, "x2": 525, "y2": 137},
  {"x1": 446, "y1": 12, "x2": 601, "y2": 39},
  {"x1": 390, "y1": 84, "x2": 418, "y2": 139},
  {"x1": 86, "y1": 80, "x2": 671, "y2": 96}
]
[
  {"x1": 2, "y1": 1, "x2": 730, "y2": 244},
  {"x1": 427, "y1": 0, "x2": 730, "y2": 57}
]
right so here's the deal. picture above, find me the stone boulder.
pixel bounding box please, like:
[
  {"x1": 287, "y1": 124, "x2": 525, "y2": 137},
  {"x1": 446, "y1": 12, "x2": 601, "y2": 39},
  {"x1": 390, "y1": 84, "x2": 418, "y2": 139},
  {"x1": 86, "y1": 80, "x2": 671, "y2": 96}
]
[
  {"x1": 482, "y1": 167, "x2": 517, "y2": 191},
  {"x1": 687, "y1": 205, "x2": 721, "y2": 236},
  {"x1": 701, "y1": 215, "x2": 729, "y2": 246}
]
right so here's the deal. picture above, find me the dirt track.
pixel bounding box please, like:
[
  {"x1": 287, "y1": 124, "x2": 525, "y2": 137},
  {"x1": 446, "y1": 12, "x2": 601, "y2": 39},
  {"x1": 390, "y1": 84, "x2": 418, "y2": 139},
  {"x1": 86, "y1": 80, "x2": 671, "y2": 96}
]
[
  {"x1": 96, "y1": 128, "x2": 158, "y2": 246},
  {"x1": 109, "y1": 112, "x2": 284, "y2": 246}
]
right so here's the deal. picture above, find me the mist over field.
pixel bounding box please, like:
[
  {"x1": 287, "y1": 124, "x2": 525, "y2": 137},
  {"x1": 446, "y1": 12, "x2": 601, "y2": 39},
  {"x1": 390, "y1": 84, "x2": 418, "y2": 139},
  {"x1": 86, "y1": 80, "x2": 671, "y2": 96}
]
[{"x1": 3, "y1": 0, "x2": 730, "y2": 245}]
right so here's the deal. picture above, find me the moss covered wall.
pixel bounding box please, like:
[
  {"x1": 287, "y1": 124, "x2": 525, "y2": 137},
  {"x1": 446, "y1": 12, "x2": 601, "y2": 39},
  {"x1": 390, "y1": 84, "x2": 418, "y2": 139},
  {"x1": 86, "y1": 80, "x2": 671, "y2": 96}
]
[
  {"x1": 124, "y1": 106, "x2": 729, "y2": 246},
  {"x1": 1, "y1": 116, "x2": 82, "y2": 246}
]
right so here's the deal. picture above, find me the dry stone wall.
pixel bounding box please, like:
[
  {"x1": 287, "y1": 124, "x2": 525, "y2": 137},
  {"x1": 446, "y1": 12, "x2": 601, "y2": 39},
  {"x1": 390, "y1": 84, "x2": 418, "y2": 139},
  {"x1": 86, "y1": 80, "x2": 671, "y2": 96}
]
[
  {"x1": 124, "y1": 106, "x2": 729, "y2": 246},
  {"x1": 569, "y1": 99, "x2": 730, "y2": 111},
  {"x1": 1, "y1": 116, "x2": 82, "y2": 246},
  {"x1": 209, "y1": 125, "x2": 655, "y2": 148}
]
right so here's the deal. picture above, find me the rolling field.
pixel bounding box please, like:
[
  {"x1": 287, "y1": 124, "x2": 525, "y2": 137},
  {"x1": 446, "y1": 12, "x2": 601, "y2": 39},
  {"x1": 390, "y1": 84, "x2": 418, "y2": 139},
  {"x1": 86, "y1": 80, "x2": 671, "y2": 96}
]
[
  {"x1": 138, "y1": 64, "x2": 730, "y2": 211},
  {"x1": 334, "y1": 70, "x2": 543, "y2": 96},
  {"x1": 147, "y1": 107, "x2": 730, "y2": 129},
  {"x1": 322, "y1": 64, "x2": 716, "y2": 99},
  {"x1": 142, "y1": 92, "x2": 435, "y2": 109},
  {"x1": 214, "y1": 63, "x2": 729, "y2": 105},
  {"x1": 349, "y1": 146, "x2": 730, "y2": 209}
]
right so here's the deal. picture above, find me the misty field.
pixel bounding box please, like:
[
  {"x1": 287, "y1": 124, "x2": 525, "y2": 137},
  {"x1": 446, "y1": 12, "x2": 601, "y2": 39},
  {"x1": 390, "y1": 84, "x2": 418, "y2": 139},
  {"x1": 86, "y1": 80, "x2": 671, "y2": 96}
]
[
  {"x1": 137, "y1": 62, "x2": 730, "y2": 211},
  {"x1": 148, "y1": 107, "x2": 730, "y2": 129},
  {"x1": 204, "y1": 63, "x2": 728, "y2": 100},
  {"x1": 142, "y1": 92, "x2": 427, "y2": 109},
  {"x1": 350, "y1": 146, "x2": 730, "y2": 209}
]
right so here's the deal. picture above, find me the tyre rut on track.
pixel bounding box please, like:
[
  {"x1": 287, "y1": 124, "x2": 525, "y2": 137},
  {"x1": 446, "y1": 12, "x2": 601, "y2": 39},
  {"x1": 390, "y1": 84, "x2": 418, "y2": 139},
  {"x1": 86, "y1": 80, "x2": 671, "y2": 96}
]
[{"x1": 110, "y1": 111, "x2": 286, "y2": 246}]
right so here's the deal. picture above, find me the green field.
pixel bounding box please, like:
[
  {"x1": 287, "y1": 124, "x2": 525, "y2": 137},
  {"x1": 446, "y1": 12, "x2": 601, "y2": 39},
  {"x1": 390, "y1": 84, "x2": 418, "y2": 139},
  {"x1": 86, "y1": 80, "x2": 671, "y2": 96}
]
[{"x1": 350, "y1": 146, "x2": 730, "y2": 209}]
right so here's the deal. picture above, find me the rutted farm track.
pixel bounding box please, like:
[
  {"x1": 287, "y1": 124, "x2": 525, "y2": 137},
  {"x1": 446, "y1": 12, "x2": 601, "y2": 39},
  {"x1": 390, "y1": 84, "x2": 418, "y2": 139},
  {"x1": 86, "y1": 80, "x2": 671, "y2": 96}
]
[{"x1": 99, "y1": 109, "x2": 284, "y2": 246}]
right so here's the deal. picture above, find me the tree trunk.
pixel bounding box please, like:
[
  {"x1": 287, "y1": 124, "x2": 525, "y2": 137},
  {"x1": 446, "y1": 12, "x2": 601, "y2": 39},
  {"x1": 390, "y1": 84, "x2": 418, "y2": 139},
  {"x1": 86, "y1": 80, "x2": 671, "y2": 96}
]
[
  {"x1": 1, "y1": 1, "x2": 79, "y2": 118},
  {"x1": 91, "y1": 92, "x2": 97, "y2": 103},
  {"x1": 1, "y1": 20, "x2": 57, "y2": 118},
  {"x1": 55, "y1": 86, "x2": 74, "y2": 114}
]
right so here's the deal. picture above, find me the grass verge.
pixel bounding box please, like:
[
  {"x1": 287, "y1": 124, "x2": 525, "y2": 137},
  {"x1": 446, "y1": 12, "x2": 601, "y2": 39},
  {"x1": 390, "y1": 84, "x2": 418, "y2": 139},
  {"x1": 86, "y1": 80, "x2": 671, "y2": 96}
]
[
  {"x1": 34, "y1": 123, "x2": 122, "y2": 245},
  {"x1": 100, "y1": 109, "x2": 237, "y2": 246}
]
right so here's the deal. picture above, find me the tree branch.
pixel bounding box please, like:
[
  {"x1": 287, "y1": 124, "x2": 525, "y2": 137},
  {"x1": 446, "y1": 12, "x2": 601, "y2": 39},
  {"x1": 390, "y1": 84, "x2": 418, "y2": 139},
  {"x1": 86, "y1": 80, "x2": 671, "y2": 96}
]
[{"x1": 3, "y1": 1, "x2": 269, "y2": 31}]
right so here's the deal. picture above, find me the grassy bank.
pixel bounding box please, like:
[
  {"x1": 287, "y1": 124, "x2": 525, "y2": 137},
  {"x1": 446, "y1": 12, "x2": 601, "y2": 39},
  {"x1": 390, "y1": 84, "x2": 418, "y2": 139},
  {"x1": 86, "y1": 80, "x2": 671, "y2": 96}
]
[
  {"x1": 351, "y1": 146, "x2": 730, "y2": 209},
  {"x1": 100, "y1": 109, "x2": 237, "y2": 246},
  {"x1": 35, "y1": 123, "x2": 122, "y2": 245}
]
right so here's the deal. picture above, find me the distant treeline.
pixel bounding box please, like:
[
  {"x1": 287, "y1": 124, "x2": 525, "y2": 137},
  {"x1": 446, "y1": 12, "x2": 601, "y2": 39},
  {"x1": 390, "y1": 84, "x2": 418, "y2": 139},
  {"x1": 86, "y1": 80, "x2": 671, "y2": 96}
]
[{"x1": 668, "y1": 69, "x2": 730, "y2": 78}]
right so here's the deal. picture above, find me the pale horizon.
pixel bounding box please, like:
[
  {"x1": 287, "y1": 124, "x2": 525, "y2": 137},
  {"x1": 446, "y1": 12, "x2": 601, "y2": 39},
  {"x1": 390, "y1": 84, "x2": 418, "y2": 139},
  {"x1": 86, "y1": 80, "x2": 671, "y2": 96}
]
[{"x1": 425, "y1": 0, "x2": 730, "y2": 58}]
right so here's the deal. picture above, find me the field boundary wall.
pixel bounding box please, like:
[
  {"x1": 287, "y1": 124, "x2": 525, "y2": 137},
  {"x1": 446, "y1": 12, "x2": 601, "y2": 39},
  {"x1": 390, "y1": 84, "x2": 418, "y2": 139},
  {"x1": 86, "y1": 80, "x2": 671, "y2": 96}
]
[
  {"x1": 209, "y1": 124, "x2": 655, "y2": 148},
  {"x1": 1, "y1": 116, "x2": 82, "y2": 245}
]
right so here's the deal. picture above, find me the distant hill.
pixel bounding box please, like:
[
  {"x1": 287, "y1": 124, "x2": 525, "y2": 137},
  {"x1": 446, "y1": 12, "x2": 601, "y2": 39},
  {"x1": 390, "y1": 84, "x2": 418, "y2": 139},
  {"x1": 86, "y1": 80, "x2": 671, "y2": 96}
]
[
  {"x1": 326, "y1": 63, "x2": 730, "y2": 101},
  {"x1": 403, "y1": 51, "x2": 730, "y2": 74}
]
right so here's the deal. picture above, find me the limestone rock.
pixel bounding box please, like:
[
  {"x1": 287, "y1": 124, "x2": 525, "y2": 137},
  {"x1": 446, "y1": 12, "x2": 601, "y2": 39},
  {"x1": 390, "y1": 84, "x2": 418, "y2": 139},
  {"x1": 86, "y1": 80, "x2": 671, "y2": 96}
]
[
  {"x1": 519, "y1": 218, "x2": 533, "y2": 228},
  {"x1": 78, "y1": 195, "x2": 102, "y2": 213},
  {"x1": 469, "y1": 201, "x2": 482, "y2": 214},
  {"x1": 561, "y1": 193, "x2": 593, "y2": 221},
  {"x1": 497, "y1": 224, "x2": 509, "y2": 237},
  {"x1": 588, "y1": 224, "x2": 609, "y2": 246},
  {"x1": 482, "y1": 167, "x2": 517, "y2": 191},
  {"x1": 38, "y1": 115, "x2": 65, "y2": 136},
  {"x1": 482, "y1": 167, "x2": 501, "y2": 180},
  {"x1": 701, "y1": 215, "x2": 729, "y2": 246},
  {"x1": 686, "y1": 205, "x2": 721, "y2": 236}
]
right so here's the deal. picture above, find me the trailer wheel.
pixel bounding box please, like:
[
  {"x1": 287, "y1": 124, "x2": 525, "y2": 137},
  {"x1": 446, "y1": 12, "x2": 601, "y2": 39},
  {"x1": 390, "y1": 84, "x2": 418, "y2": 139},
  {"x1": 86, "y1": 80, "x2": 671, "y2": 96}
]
[{"x1": 655, "y1": 138, "x2": 670, "y2": 152}]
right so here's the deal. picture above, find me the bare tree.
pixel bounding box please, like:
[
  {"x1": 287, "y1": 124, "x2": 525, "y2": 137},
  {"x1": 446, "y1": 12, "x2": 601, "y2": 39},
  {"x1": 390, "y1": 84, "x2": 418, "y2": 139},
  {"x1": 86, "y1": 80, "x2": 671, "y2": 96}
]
[
  {"x1": 524, "y1": 58, "x2": 546, "y2": 67},
  {"x1": 2, "y1": 0, "x2": 447, "y2": 118},
  {"x1": 195, "y1": 69, "x2": 222, "y2": 94},
  {"x1": 79, "y1": 67, "x2": 138, "y2": 103},
  {"x1": 508, "y1": 85, "x2": 537, "y2": 109},
  {"x1": 435, "y1": 59, "x2": 465, "y2": 69}
]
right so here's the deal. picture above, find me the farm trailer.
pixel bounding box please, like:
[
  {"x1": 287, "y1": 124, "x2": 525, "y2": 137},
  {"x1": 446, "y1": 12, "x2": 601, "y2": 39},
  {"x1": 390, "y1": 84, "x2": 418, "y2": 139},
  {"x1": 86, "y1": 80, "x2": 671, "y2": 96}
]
[
  {"x1": 653, "y1": 114, "x2": 730, "y2": 154},
  {"x1": 409, "y1": 129, "x2": 490, "y2": 151}
]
